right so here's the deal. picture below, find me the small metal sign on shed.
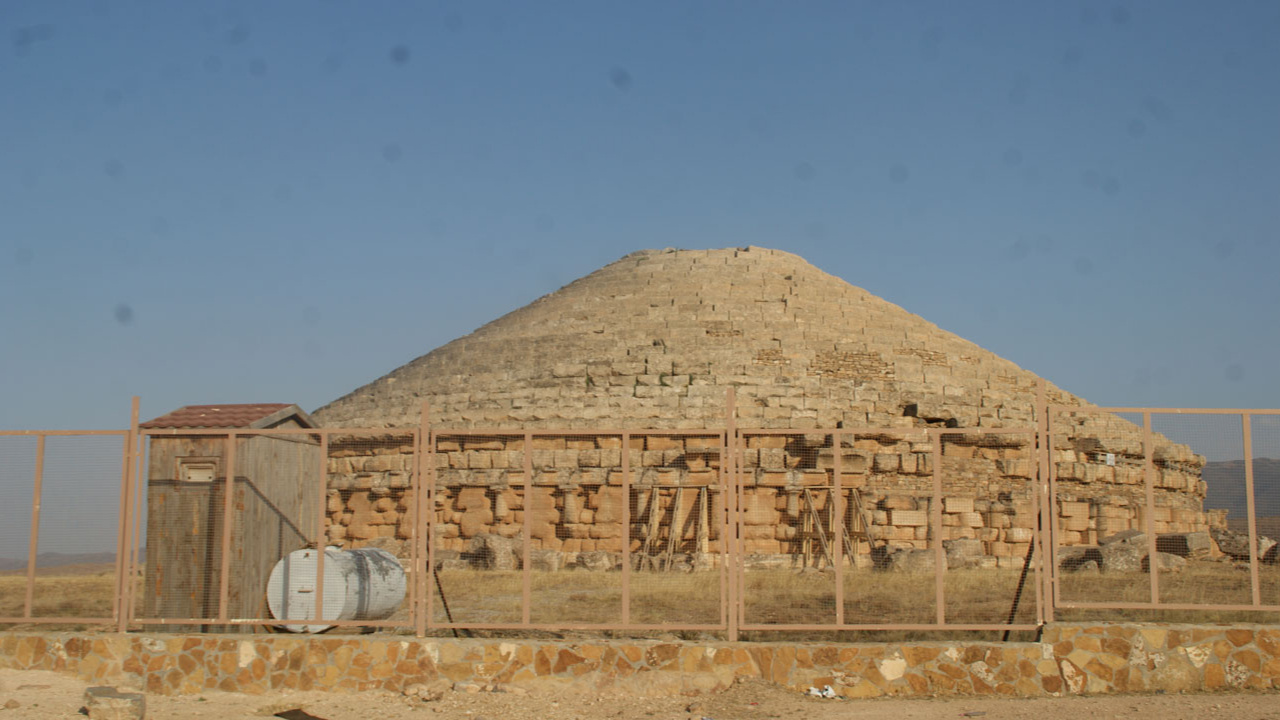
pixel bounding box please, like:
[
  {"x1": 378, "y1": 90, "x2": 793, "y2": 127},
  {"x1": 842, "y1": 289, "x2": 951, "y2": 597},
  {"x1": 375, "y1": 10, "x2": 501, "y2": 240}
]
[{"x1": 139, "y1": 403, "x2": 320, "y2": 632}]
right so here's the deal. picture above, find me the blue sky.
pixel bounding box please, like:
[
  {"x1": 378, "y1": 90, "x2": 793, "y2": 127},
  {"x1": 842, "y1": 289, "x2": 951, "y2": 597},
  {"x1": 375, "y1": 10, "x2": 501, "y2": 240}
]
[{"x1": 3, "y1": 1, "x2": 1279, "y2": 432}]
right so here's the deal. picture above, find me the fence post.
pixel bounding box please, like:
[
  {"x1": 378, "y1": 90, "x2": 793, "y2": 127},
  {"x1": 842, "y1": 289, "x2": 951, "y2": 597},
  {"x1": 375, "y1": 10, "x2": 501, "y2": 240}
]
[
  {"x1": 521, "y1": 432, "x2": 533, "y2": 627},
  {"x1": 1243, "y1": 413, "x2": 1262, "y2": 607},
  {"x1": 833, "y1": 430, "x2": 844, "y2": 627},
  {"x1": 23, "y1": 435, "x2": 46, "y2": 620},
  {"x1": 1142, "y1": 412, "x2": 1163, "y2": 604},
  {"x1": 217, "y1": 433, "x2": 238, "y2": 624},
  {"x1": 931, "y1": 429, "x2": 945, "y2": 625},
  {"x1": 725, "y1": 387, "x2": 739, "y2": 642},
  {"x1": 621, "y1": 431, "x2": 632, "y2": 626},
  {"x1": 116, "y1": 397, "x2": 140, "y2": 632},
  {"x1": 1037, "y1": 381, "x2": 1054, "y2": 624},
  {"x1": 418, "y1": 401, "x2": 431, "y2": 637},
  {"x1": 314, "y1": 432, "x2": 329, "y2": 627}
]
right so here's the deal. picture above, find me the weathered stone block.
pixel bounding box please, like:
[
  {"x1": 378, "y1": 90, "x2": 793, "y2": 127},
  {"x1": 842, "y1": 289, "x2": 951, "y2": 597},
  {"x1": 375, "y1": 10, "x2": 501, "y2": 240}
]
[
  {"x1": 890, "y1": 510, "x2": 928, "y2": 527},
  {"x1": 83, "y1": 687, "x2": 145, "y2": 720}
]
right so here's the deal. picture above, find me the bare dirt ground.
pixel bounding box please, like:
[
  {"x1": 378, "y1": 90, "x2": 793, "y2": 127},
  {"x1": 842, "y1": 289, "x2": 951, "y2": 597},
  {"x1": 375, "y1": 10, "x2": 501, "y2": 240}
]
[{"x1": 0, "y1": 669, "x2": 1277, "y2": 720}]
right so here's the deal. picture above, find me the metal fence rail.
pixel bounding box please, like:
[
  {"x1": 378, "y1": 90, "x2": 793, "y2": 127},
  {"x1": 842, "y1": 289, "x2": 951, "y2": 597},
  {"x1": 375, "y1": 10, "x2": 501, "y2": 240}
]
[{"x1": 2, "y1": 392, "x2": 1278, "y2": 637}]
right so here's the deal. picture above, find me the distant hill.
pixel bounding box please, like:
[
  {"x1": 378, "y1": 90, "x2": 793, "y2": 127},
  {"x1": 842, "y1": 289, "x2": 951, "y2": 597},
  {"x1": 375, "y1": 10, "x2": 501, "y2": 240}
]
[
  {"x1": 1203, "y1": 458, "x2": 1280, "y2": 531},
  {"x1": 0, "y1": 551, "x2": 117, "y2": 573}
]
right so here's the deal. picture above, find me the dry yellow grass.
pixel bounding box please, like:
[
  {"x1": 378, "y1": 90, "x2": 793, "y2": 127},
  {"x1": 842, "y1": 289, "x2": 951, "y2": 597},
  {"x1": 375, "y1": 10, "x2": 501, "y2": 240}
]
[
  {"x1": 2, "y1": 561, "x2": 1276, "y2": 637},
  {"x1": 0, "y1": 565, "x2": 118, "y2": 631}
]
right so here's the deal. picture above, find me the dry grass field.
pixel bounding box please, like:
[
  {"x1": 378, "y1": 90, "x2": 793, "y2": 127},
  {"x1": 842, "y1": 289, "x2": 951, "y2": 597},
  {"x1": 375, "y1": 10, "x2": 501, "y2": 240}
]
[
  {"x1": 0, "y1": 564, "x2": 118, "y2": 630},
  {"x1": 3, "y1": 561, "x2": 1277, "y2": 636}
]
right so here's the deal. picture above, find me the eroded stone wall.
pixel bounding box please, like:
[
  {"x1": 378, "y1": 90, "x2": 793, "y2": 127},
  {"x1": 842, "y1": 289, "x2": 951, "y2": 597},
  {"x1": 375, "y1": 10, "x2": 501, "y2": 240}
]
[{"x1": 322, "y1": 430, "x2": 1216, "y2": 564}]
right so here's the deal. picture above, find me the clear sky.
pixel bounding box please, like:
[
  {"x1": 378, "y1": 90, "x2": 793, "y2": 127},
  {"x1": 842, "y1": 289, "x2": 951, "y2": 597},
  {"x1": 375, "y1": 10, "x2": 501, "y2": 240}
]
[{"x1": 3, "y1": 1, "x2": 1279, "y2": 433}]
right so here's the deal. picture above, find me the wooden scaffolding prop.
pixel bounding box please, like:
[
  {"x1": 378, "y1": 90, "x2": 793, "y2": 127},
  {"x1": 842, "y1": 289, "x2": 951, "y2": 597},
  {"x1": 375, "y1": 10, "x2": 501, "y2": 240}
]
[
  {"x1": 634, "y1": 485, "x2": 711, "y2": 572},
  {"x1": 797, "y1": 486, "x2": 882, "y2": 568}
]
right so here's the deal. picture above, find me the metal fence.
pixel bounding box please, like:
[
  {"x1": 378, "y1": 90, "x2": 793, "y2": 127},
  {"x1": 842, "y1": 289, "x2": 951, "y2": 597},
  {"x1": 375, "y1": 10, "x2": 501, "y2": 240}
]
[
  {"x1": 2, "y1": 394, "x2": 1279, "y2": 638},
  {"x1": 1048, "y1": 406, "x2": 1280, "y2": 619}
]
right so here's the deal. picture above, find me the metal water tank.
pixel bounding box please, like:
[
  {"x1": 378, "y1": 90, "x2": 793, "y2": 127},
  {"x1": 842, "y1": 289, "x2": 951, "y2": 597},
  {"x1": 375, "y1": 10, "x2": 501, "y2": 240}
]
[{"x1": 265, "y1": 547, "x2": 406, "y2": 632}]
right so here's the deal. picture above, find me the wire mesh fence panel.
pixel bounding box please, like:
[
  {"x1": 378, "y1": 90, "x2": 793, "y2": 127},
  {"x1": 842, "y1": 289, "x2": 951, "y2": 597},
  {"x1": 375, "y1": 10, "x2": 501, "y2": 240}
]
[
  {"x1": 320, "y1": 431, "x2": 415, "y2": 633},
  {"x1": 1147, "y1": 413, "x2": 1253, "y2": 609},
  {"x1": 429, "y1": 434, "x2": 525, "y2": 626},
  {"x1": 28, "y1": 435, "x2": 126, "y2": 622},
  {"x1": 137, "y1": 432, "x2": 231, "y2": 630},
  {"x1": 0, "y1": 435, "x2": 39, "y2": 624},
  {"x1": 837, "y1": 431, "x2": 937, "y2": 627},
  {"x1": 626, "y1": 433, "x2": 723, "y2": 627},
  {"x1": 739, "y1": 432, "x2": 839, "y2": 628},
  {"x1": 1249, "y1": 415, "x2": 1280, "y2": 609},
  {"x1": 939, "y1": 431, "x2": 1040, "y2": 626},
  {"x1": 1050, "y1": 409, "x2": 1153, "y2": 609},
  {"x1": 526, "y1": 434, "x2": 624, "y2": 626}
]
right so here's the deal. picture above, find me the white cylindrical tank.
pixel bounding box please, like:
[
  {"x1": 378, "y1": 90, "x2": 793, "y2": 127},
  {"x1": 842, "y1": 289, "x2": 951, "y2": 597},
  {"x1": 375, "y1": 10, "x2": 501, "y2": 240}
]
[{"x1": 266, "y1": 547, "x2": 406, "y2": 633}]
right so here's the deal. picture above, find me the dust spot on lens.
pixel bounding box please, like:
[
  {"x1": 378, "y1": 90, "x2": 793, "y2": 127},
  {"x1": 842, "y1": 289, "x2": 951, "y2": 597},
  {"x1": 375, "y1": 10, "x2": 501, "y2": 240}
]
[
  {"x1": 1110, "y1": 6, "x2": 1131, "y2": 25},
  {"x1": 382, "y1": 144, "x2": 402, "y2": 163},
  {"x1": 1225, "y1": 364, "x2": 1244, "y2": 382},
  {"x1": 1063, "y1": 47, "x2": 1082, "y2": 67},
  {"x1": 15, "y1": 247, "x2": 34, "y2": 265},
  {"x1": 609, "y1": 67, "x2": 632, "y2": 91},
  {"x1": 889, "y1": 164, "x2": 910, "y2": 183},
  {"x1": 793, "y1": 162, "x2": 815, "y2": 181},
  {"x1": 1127, "y1": 119, "x2": 1146, "y2": 137},
  {"x1": 1213, "y1": 240, "x2": 1234, "y2": 259},
  {"x1": 1101, "y1": 176, "x2": 1120, "y2": 195},
  {"x1": 249, "y1": 58, "x2": 267, "y2": 77},
  {"x1": 1002, "y1": 148, "x2": 1023, "y2": 167},
  {"x1": 12, "y1": 24, "x2": 54, "y2": 54},
  {"x1": 390, "y1": 45, "x2": 411, "y2": 65},
  {"x1": 1142, "y1": 97, "x2": 1171, "y2": 122},
  {"x1": 534, "y1": 215, "x2": 555, "y2": 232},
  {"x1": 225, "y1": 24, "x2": 251, "y2": 46},
  {"x1": 114, "y1": 304, "x2": 134, "y2": 325},
  {"x1": 1073, "y1": 257, "x2": 1094, "y2": 275},
  {"x1": 104, "y1": 159, "x2": 124, "y2": 179}
]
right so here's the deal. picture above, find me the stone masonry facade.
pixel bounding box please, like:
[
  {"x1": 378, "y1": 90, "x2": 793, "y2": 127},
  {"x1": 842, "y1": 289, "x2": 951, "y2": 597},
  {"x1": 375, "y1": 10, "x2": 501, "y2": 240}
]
[{"x1": 322, "y1": 428, "x2": 1213, "y2": 566}]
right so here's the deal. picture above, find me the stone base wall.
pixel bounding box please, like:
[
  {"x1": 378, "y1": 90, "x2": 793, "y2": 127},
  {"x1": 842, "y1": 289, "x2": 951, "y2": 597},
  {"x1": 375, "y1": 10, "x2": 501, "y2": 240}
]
[{"x1": 2, "y1": 623, "x2": 1278, "y2": 697}]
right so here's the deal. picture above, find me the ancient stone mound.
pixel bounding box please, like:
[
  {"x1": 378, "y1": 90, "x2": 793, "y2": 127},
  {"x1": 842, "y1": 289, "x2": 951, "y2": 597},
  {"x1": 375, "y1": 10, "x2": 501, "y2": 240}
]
[
  {"x1": 314, "y1": 248, "x2": 1214, "y2": 564},
  {"x1": 316, "y1": 247, "x2": 1072, "y2": 430}
]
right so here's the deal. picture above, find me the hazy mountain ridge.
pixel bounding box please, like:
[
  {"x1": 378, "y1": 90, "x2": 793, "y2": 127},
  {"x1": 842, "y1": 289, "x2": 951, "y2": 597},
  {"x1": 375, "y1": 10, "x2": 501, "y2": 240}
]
[
  {"x1": 1203, "y1": 458, "x2": 1280, "y2": 531},
  {"x1": 0, "y1": 551, "x2": 117, "y2": 572}
]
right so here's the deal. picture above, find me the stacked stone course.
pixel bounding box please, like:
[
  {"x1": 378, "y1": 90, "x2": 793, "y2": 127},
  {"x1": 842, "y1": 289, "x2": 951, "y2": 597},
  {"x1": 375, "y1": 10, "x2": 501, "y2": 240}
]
[{"x1": 321, "y1": 427, "x2": 1216, "y2": 567}]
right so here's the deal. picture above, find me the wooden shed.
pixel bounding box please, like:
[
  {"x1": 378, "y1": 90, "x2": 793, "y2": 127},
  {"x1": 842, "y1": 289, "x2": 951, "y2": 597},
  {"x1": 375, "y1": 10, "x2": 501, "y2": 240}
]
[{"x1": 140, "y1": 404, "x2": 320, "y2": 631}]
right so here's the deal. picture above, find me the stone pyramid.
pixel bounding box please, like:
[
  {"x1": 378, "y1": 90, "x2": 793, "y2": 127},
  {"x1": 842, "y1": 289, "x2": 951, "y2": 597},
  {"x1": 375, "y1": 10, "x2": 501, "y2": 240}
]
[
  {"x1": 314, "y1": 247, "x2": 1082, "y2": 429},
  {"x1": 315, "y1": 247, "x2": 1214, "y2": 557}
]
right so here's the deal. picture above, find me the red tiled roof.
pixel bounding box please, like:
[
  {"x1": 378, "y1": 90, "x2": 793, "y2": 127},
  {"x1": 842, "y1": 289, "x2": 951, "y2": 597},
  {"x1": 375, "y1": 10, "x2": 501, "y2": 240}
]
[{"x1": 140, "y1": 404, "x2": 296, "y2": 429}]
